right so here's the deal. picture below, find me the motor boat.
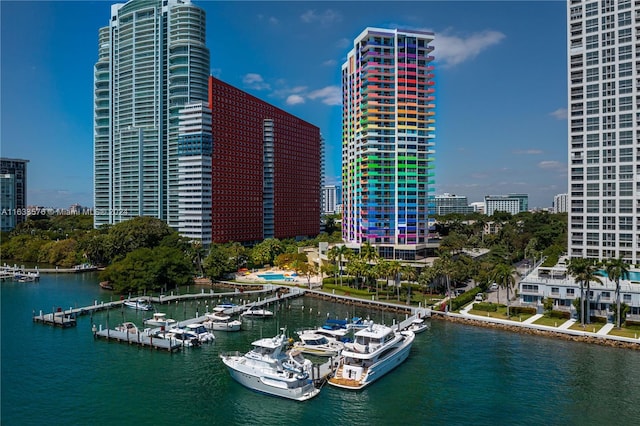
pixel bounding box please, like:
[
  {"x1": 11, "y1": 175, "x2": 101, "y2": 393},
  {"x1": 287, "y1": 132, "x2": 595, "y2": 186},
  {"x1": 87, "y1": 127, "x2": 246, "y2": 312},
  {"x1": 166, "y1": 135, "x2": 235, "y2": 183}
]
[
  {"x1": 240, "y1": 307, "x2": 274, "y2": 318},
  {"x1": 404, "y1": 317, "x2": 429, "y2": 334},
  {"x1": 186, "y1": 323, "x2": 215, "y2": 343},
  {"x1": 203, "y1": 308, "x2": 242, "y2": 332},
  {"x1": 293, "y1": 330, "x2": 345, "y2": 357},
  {"x1": 115, "y1": 322, "x2": 140, "y2": 334},
  {"x1": 124, "y1": 298, "x2": 153, "y2": 311},
  {"x1": 328, "y1": 320, "x2": 415, "y2": 390},
  {"x1": 143, "y1": 312, "x2": 177, "y2": 328},
  {"x1": 170, "y1": 329, "x2": 201, "y2": 347},
  {"x1": 220, "y1": 329, "x2": 320, "y2": 401}
]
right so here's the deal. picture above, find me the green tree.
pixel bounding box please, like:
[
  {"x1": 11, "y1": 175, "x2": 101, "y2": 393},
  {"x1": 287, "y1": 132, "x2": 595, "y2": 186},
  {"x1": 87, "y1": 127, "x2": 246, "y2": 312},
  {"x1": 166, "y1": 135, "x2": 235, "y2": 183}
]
[
  {"x1": 100, "y1": 246, "x2": 193, "y2": 293},
  {"x1": 204, "y1": 244, "x2": 233, "y2": 280},
  {"x1": 250, "y1": 238, "x2": 284, "y2": 267},
  {"x1": 107, "y1": 217, "x2": 173, "y2": 261},
  {"x1": 567, "y1": 257, "x2": 602, "y2": 326},
  {"x1": 492, "y1": 263, "x2": 518, "y2": 317},
  {"x1": 605, "y1": 256, "x2": 630, "y2": 329}
]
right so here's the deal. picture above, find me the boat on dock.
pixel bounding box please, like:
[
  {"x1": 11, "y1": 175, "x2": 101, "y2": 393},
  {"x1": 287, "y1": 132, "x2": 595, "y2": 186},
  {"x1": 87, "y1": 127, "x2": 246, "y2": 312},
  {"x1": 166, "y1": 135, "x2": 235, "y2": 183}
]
[
  {"x1": 241, "y1": 307, "x2": 274, "y2": 318},
  {"x1": 143, "y1": 312, "x2": 177, "y2": 328},
  {"x1": 124, "y1": 298, "x2": 153, "y2": 311},
  {"x1": 185, "y1": 323, "x2": 215, "y2": 343},
  {"x1": 294, "y1": 330, "x2": 345, "y2": 357},
  {"x1": 170, "y1": 329, "x2": 202, "y2": 347},
  {"x1": 328, "y1": 320, "x2": 415, "y2": 390},
  {"x1": 115, "y1": 322, "x2": 140, "y2": 334},
  {"x1": 203, "y1": 308, "x2": 242, "y2": 332},
  {"x1": 404, "y1": 317, "x2": 429, "y2": 334},
  {"x1": 220, "y1": 329, "x2": 321, "y2": 401}
]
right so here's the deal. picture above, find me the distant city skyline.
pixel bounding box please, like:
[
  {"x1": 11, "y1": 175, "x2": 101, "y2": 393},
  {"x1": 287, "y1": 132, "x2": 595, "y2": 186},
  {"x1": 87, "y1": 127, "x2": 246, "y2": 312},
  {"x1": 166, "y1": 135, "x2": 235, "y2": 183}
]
[{"x1": 1, "y1": 1, "x2": 568, "y2": 208}]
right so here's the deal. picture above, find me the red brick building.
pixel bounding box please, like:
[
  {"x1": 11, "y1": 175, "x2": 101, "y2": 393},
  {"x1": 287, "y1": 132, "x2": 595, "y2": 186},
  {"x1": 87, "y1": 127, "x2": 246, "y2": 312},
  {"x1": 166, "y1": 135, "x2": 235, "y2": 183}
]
[{"x1": 208, "y1": 77, "x2": 321, "y2": 244}]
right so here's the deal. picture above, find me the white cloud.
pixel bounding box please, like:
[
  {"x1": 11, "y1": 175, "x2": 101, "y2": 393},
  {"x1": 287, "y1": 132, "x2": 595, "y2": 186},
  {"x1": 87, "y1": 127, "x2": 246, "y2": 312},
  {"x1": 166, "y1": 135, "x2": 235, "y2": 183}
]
[
  {"x1": 242, "y1": 73, "x2": 271, "y2": 90},
  {"x1": 435, "y1": 30, "x2": 505, "y2": 67},
  {"x1": 550, "y1": 108, "x2": 568, "y2": 120},
  {"x1": 322, "y1": 59, "x2": 337, "y2": 67},
  {"x1": 286, "y1": 94, "x2": 305, "y2": 105},
  {"x1": 300, "y1": 9, "x2": 342, "y2": 26},
  {"x1": 335, "y1": 38, "x2": 350, "y2": 49},
  {"x1": 538, "y1": 160, "x2": 563, "y2": 170},
  {"x1": 210, "y1": 68, "x2": 222, "y2": 78},
  {"x1": 307, "y1": 86, "x2": 341, "y2": 106}
]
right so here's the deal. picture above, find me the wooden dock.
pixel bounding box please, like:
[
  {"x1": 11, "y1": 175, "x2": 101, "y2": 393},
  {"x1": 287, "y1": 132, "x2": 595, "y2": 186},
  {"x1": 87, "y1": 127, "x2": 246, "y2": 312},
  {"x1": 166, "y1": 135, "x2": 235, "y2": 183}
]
[
  {"x1": 31, "y1": 285, "x2": 293, "y2": 327},
  {"x1": 93, "y1": 326, "x2": 182, "y2": 352},
  {"x1": 33, "y1": 311, "x2": 77, "y2": 328}
]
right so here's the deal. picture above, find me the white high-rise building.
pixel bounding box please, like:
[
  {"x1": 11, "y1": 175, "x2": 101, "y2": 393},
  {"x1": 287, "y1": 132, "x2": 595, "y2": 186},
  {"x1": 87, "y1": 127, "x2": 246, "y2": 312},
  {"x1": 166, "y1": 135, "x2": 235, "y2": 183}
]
[
  {"x1": 178, "y1": 102, "x2": 212, "y2": 245},
  {"x1": 322, "y1": 185, "x2": 341, "y2": 215},
  {"x1": 94, "y1": 0, "x2": 210, "y2": 228},
  {"x1": 567, "y1": 0, "x2": 638, "y2": 263},
  {"x1": 553, "y1": 193, "x2": 568, "y2": 214}
]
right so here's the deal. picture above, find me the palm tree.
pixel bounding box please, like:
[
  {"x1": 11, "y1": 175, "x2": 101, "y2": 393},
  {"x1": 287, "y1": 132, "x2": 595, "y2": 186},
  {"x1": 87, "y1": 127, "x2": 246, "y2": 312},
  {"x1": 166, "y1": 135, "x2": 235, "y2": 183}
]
[
  {"x1": 328, "y1": 244, "x2": 351, "y2": 287},
  {"x1": 492, "y1": 263, "x2": 517, "y2": 318},
  {"x1": 359, "y1": 241, "x2": 379, "y2": 263},
  {"x1": 605, "y1": 256, "x2": 630, "y2": 329},
  {"x1": 327, "y1": 245, "x2": 340, "y2": 284},
  {"x1": 401, "y1": 265, "x2": 418, "y2": 304},
  {"x1": 567, "y1": 257, "x2": 602, "y2": 326},
  {"x1": 386, "y1": 260, "x2": 403, "y2": 301}
]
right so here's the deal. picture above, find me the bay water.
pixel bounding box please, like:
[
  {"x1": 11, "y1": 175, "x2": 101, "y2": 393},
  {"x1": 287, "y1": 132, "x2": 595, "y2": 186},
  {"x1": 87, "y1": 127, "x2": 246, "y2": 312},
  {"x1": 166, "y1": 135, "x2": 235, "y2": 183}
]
[{"x1": 2, "y1": 273, "x2": 639, "y2": 425}]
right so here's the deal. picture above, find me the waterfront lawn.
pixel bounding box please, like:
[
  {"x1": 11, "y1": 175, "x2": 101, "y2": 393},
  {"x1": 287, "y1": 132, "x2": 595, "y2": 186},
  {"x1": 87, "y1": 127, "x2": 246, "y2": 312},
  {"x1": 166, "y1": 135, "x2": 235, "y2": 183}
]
[
  {"x1": 569, "y1": 322, "x2": 606, "y2": 333},
  {"x1": 607, "y1": 325, "x2": 640, "y2": 339},
  {"x1": 469, "y1": 306, "x2": 535, "y2": 322},
  {"x1": 533, "y1": 316, "x2": 565, "y2": 327}
]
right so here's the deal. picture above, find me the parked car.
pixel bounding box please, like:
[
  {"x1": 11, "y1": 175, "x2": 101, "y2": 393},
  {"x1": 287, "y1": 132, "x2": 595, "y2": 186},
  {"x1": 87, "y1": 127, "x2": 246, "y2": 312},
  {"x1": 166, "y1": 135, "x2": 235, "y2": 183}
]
[
  {"x1": 475, "y1": 293, "x2": 484, "y2": 302},
  {"x1": 490, "y1": 283, "x2": 499, "y2": 291}
]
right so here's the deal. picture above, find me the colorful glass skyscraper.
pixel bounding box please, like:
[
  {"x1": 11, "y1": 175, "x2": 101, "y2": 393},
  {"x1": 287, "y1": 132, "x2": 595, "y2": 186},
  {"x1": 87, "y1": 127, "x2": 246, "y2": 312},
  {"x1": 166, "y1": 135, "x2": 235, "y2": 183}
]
[{"x1": 341, "y1": 28, "x2": 436, "y2": 260}]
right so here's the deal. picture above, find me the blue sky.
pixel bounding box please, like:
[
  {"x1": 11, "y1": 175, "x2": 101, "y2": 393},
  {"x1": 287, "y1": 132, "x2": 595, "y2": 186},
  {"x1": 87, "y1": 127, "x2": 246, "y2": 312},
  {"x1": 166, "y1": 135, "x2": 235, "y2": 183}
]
[{"x1": 1, "y1": 0, "x2": 568, "y2": 209}]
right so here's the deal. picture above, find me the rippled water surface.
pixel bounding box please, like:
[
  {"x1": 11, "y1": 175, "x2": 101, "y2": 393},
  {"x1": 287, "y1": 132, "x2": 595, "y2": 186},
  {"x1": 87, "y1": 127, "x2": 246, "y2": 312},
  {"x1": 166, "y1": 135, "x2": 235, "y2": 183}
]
[{"x1": 2, "y1": 274, "x2": 639, "y2": 425}]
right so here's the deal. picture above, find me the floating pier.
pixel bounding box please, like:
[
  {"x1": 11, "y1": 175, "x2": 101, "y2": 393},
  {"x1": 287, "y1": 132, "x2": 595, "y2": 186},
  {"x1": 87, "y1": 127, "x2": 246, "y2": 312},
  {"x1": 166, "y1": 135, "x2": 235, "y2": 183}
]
[
  {"x1": 93, "y1": 325, "x2": 182, "y2": 352},
  {"x1": 33, "y1": 311, "x2": 77, "y2": 328}
]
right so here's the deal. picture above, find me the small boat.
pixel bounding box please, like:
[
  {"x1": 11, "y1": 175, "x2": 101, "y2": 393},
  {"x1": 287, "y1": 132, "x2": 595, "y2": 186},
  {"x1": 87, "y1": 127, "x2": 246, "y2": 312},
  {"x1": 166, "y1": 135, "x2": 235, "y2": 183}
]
[
  {"x1": 203, "y1": 308, "x2": 242, "y2": 332},
  {"x1": 241, "y1": 307, "x2": 274, "y2": 318},
  {"x1": 170, "y1": 329, "x2": 201, "y2": 347},
  {"x1": 216, "y1": 302, "x2": 237, "y2": 309},
  {"x1": 99, "y1": 281, "x2": 113, "y2": 290},
  {"x1": 220, "y1": 329, "x2": 320, "y2": 401},
  {"x1": 115, "y1": 322, "x2": 140, "y2": 334},
  {"x1": 124, "y1": 298, "x2": 153, "y2": 311},
  {"x1": 294, "y1": 331, "x2": 345, "y2": 357},
  {"x1": 143, "y1": 312, "x2": 177, "y2": 328},
  {"x1": 405, "y1": 317, "x2": 429, "y2": 334},
  {"x1": 328, "y1": 320, "x2": 415, "y2": 390},
  {"x1": 186, "y1": 323, "x2": 215, "y2": 343}
]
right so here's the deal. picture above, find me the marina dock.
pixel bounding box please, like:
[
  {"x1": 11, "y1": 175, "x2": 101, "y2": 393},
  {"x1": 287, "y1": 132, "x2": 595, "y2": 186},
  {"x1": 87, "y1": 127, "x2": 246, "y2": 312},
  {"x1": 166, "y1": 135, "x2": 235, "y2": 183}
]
[
  {"x1": 93, "y1": 325, "x2": 182, "y2": 352},
  {"x1": 31, "y1": 285, "x2": 296, "y2": 327}
]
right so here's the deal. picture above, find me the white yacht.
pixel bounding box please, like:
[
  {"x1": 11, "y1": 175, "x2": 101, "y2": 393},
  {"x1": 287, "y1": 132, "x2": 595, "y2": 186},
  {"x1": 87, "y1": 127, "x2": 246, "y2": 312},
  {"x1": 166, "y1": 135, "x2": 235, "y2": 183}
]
[
  {"x1": 170, "y1": 329, "x2": 201, "y2": 347},
  {"x1": 404, "y1": 317, "x2": 429, "y2": 334},
  {"x1": 143, "y1": 312, "x2": 177, "y2": 328},
  {"x1": 328, "y1": 320, "x2": 415, "y2": 390},
  {"x1": 294, "y1": 331, "x2": 345, "y2": 357},
  {"x1": 186, "y1": 323, "x2": 215, "y2": 343},
  {"x1": 123, "y1": 298, "x2": 153, "y2": 311},
  {"x1": 203, "y1": 308, "x2": 242, "y2": 332},
  {"x1": 240, "y1": 307, "x2": 274, "y2": 318},
  {"x1": 220, "y1": 330, "x2": 320, "y2": 401}
]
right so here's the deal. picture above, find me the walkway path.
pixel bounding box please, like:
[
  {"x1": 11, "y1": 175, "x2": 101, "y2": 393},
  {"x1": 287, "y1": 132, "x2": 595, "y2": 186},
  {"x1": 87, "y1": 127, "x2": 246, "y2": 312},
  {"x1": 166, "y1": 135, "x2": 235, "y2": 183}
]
[
  {"x1": 446, "y1": 303, "x2": 640, "y2": 347},
  {"x1": 522, "y1": 314, "x2": 543, "y2": 324}
]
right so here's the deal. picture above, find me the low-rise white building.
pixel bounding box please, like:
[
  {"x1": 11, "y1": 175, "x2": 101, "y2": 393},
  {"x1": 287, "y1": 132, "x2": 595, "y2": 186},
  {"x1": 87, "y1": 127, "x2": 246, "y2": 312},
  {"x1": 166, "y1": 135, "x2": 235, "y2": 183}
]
[{"x1": 518, "y1": 258, "x2": 640, "y2": 322}]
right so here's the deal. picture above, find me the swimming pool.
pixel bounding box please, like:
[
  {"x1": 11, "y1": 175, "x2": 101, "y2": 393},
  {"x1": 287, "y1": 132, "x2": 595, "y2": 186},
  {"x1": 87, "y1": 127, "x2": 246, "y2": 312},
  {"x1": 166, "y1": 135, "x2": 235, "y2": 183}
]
[{"x1": 258, "y1": 273, "x2": 286, "y2": 280}]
